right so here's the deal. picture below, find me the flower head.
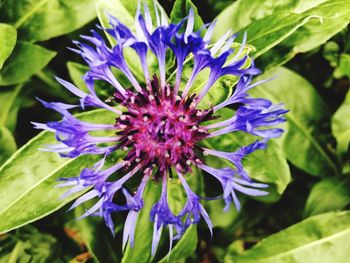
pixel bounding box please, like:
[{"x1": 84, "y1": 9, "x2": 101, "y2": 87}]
[{"x1": 33, "y1": 3, "x2": 287, "y2": 255}]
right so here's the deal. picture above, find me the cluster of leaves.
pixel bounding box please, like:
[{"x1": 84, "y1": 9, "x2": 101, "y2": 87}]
[{"x1": 0, "y1": 0, "x2": 349, "y2": 262}]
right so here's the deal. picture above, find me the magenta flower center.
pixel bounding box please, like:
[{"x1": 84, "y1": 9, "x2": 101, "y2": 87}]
[{"x1": 114, "y1": 76, "x2": 213, "y2": 174}]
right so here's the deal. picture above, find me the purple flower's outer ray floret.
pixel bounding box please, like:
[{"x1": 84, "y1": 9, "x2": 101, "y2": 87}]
[
  {"x1": 210, "y1": 30, "x2": 232, "y2": 56},
  {"x1": 213, "y1": 73, "x2": 277, "y2": 111},
  {"x1": 202, "y1": 139, "x2": 268, "y2": 180},
  {"x1": 122, "y1": 171, "x2": 150, "y2": 250},
  {"x1": 177, "y1": 172, "x2": 213, "y2": 237},
  {"x1": 207, "y1": 104, "x2": 288, "y2": 139},
  {"x1": 197, "y1": 163, "x2": 268, "y2": 211},
  {"x1": 184, "y1": 9, "x2": 194, "y2": 44},
  {"x1": 150, "y1": 173, "x2": 181, "y2": 256}
]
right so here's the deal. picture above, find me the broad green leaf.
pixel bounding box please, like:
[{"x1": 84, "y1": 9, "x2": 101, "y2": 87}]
[
  {"x1": 213, "y1": 0, "x2": 322, "y2": 56},
  {"x1": 333, "y1": 54, "x2": 350, "y2": 79},
  {"x1": 122, "y1": 182, "x2": 161, "y2": 263},
  {"x1": 246, "y1": 140, "x2": 291, "y2": 201},
  {"x1": 0, "y1": 85, "x2": 22, "y2": 131},
  {"x1": 170, "y1": 0, "x2": 204, "y2": 31},
  {"x1": 251, "y1": 67, "x2": 339, "y2": 176},
  {"x1": 242, "y1": 14, "x2": 321, "y2": 59},
  {"x1": 204, "y1": 108, "x2": 291, "y2": 202},
  {"x1": 332, "y1": 89, "x2": 350, "y2": 158},
  {"x1": 304, "y1": 177, "x2": 350, "y2": 218},
  {"x1": 0, "y1": 126, "x2": 16, "y2": 166},
  {"x1": 0, "y1": 23, "x2": 16, "y2": 70},
  {"x1": 0, "y1": 109, "x2": 117, "y2": 234},
  {"x1": 213, "y1": 0, "x2": 350, "y2": 69},
  {"x1": 158, "y1": 226, "x2": 198, "y2": 263},
  {"x1": 67, "y1": 204, "x2": 121, "y2": 263},
  {"x1": 1, "y1": 0, "x2": 96, "y2": 42},
  {"x1": 213, "y1": 0, "x2": 303, "y2": 37},
  {"x1": 0, "y1": 42, "x2": 56, "y2": 86},
  {"x1": 96, "y1": 0, "x2": 163, "y2": 81},
  {"x1": 259, "y1": 0, "x2": 350, "y2": 69},
  {"x1": 233, "y1": 211, "x2": 350, "y2": 263}
]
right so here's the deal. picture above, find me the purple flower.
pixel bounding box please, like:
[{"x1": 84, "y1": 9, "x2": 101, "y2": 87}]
[{"x1": 33, "y1": 4, "x2": 287, "y2": 255}]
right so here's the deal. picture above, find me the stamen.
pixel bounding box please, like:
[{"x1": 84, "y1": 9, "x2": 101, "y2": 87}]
[{"x1": 112, "y1": 75, "x2": 209, "y2": 174}]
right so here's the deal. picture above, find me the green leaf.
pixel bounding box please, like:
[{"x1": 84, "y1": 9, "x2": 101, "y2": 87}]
[
  {"x1": 333, "y1": 54, "x2": 350, "y2": 79},
  {"x1": 122, "y1": 182, "x2": 161, "y2": 263},
  {"x1": 332, "y1": 89, "x2": 350, "y2": 159},
  {"x1": 233, "y1": 211, "x2": 350, "y2": 263},
  {"x1": 158, "y1": 226, "x2": 198, "y2": 263},
  {"x1": 0, "y1": 23, "x2": 17, "y2": 70},
  {"x1": 251, "y1": 67, "x2": 339, "y2": 176},
  {"x1": 1, "y1": 0, "x2": 97, "y2": 42},
  {"x1": 0, "y1": 85, "x2": 22, "y2": 131},
  {"x1": 0, "y1": 42, "x2": 56, "y2": 86},
  {"x1": 304, "y1": 177, "x2": 350, "y2": 218},
  {"x1": 204, "y1": 108, "x2": 291, "y2": 202},
  {"x1": 0, "y1": 109, "x2": 116, "y2": 234},
  {"x1": 259, "y1": 0, "x2": 350, "y2": 69},
  {"x1": 0, "y1": 126, "x2": 16, "y2": 166},
  {"x1": 213, "y1": 0, "x2": 302, "y2": 38},
  {"x1": 213, "y1": 0, "x2": 321, "y2": 55},
  {"x1": 243, "y1": 13, "x2": 322, "y2": 59},
  {"x1": 213, "y1": 0, "x2": 350, "y2": 69},
  {"x1": 246, "y1": 140, "x2": 291, "y2": 202},
  {"x1": 170, "y1": 0, "x2": 204, "y2": 31}
]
